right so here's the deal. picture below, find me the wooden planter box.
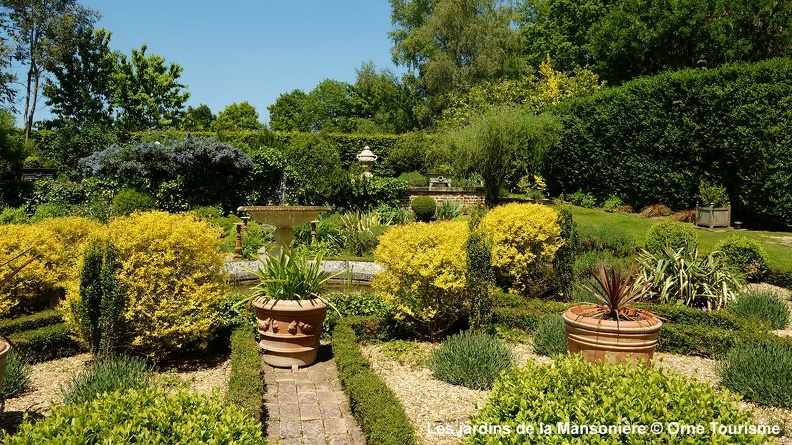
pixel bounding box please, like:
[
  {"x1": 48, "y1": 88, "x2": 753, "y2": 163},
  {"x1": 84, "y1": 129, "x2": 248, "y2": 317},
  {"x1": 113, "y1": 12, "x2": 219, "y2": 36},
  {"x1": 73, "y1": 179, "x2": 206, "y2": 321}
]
[{"x1": 695, "y1": 203, "x2": 731, "y2": 229}]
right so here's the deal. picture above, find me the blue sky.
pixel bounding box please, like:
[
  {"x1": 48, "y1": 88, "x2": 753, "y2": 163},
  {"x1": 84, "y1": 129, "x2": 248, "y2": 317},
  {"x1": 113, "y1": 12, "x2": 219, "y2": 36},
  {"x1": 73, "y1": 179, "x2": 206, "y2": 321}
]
[{"x1": 27, "y1": 1, "x2": 401, "y2": 125}]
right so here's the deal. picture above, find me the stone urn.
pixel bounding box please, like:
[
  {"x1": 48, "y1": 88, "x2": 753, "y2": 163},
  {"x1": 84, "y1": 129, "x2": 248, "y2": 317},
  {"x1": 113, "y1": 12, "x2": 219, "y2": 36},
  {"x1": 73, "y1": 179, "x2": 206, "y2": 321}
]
[
  {"x1": 253, "y1": 297, "x2": 328, "y2": 368},
  {"x1": 563, "y1": 305, "x2": 662, "y2": 366}
]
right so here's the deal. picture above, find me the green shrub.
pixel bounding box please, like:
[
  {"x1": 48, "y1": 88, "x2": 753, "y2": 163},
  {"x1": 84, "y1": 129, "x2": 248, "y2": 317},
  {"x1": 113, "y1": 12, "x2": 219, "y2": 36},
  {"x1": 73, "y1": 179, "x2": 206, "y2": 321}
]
[
  {"x1": 3, "y1": 387, "x2": 264, "y2": 444},
  {"x1": 478, "y1": 203, "x2": 562, "y2": 296},
  {"x1": 467, "y1": 231, "x2": 494, "y2": 330},
  {"x1": 637, "y1": 244, "x2": 745, "y2": 310},
  {"x1": 110, "y1": 187, "x2": 157, "y2": 217},
  {"x1": 576, "y1": 225, "x2": 635, "y2": 257},
  {"x1": 715, "y1": 235, "x2": 769, "y2": 282},
  {"x1": 225, "y1": 325, "x2": 264, "y2": 422},
  {"x1": 644, "y1": 220, "x2": 696, "y2": 254},
  {"x1": 63, "y1": 211, "x2": 228, "y2": 360},
  {"x1": 551, "y1": 205, "x2": 576, "y2": 300},
  {"x1": 532, "y1": 315, "x2": 568, "y2": 356},
  {"x1": 59, "y1": 355, "x2": 154, "y2": 405},
  {"x1": 466, "y1": 354, "x2": 767, "y2": 444},
  {"x1": 0, "y1": 207, "x2": 28, "y2": 225},
  {"x1": 2, "y1": 350, "x2": 31, "y2": 398},
  {"x1": 427, "y1": 330, "x2": 514, "y2": 390},
  {"x1": 73, "y1": 240, "x2": 124, "y2": 357},
  {"x1": 436, "y1": 200, "x2": 462, "y2": 220},
  {"x1": 699, "y1": 180, "x2": 729, "y2": 207},
  {"x1": 719, "y1": 338, "x2": 792, "y2": 408},
  {"x1": 567, "y1": 190, "x2": 596, "y2": 208},
  {"x1": 726, "y1": 290, "x2": 790, "y2": 330},
  {"x1": 603, "y1": 194, "x2": 623, "y2": 212},
  {"x1": 410, "y1": 196, "x2": 436, "y2": 222},
  {"x1": 332, "y1": 320, "x2": 416, "y2": 445},
  {"x1": 373, "y1": 221, "x2": 468, "y2": 340},
  {"x1": 398, "y1": 170, "x2": 428, "y2": 186},
  {"x1": 0, "y1": 309, "x2": 62, "y2": 335},
  {"x1": 323, "y1": 291, "x2": 392, "y2": 337},
  {"x1": 29, "y1": 202, "x2": 70, "y2": 223},
  {"x1": 7, "y1": 322, "x2": 83, "y2": 363}
]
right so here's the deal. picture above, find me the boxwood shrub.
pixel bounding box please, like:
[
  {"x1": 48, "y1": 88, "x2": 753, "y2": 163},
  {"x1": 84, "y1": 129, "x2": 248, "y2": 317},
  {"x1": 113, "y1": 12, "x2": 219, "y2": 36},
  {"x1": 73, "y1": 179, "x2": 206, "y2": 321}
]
[
  {"x1": 465, "y1": 355, "x2": 768, "y2": 444},
  {"x1": 1, "y1": 388, "x2": 264, "y2": 444}
]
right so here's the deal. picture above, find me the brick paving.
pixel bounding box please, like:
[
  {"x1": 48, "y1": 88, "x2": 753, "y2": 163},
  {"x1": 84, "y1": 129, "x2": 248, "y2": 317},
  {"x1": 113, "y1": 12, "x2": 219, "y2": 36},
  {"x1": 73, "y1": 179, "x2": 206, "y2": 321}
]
[{"x1": 262, "y1": 344, "x2": 366, "y2": 445}]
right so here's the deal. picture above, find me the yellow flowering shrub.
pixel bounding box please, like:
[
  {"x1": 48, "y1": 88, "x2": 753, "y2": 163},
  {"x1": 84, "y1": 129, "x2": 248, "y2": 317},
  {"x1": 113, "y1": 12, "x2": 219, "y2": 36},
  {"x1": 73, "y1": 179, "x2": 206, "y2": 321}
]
[
  {"x1": 478, "y1": 203, "x2": 562, "y2": 296},
  {"x1": 62, "y1": 211, "x2": 227, "y2": 359},
  {"x1": 0, "y1": 217, "x2": 99, "y2": 316},
  {"x1": 372, "y1": 221, "x2": 468, "y2": 340}
]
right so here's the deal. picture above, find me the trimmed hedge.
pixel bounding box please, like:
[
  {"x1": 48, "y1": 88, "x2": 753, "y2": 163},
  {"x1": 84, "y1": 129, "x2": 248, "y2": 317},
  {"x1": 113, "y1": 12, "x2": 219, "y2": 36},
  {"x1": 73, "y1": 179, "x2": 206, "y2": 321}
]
[
  {"x1": 7, "y1": 322, "x2": 83, "y2": 363},
  {"x1": 546, "y1": 58, "x2": 792, "y2": 229},
  {"x1": 0, "y1": 309, "x2": 63, "y2": 335},
  {"x1": 332, "y1": 317, "x2": 417, "y2": 445},
  {"x1": 225, "y1": 325, "x2": 265, "y2": 423}
]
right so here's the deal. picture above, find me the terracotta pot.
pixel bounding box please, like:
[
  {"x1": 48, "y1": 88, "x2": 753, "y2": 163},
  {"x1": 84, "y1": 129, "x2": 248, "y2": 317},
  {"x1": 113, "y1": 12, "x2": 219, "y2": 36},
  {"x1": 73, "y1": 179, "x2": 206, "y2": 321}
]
[
  {"x1": 563, "y1": 305, "x2": 662, "y2": 366},
  {"x1": 253, "y1": 298, "x2": 328, "y2": 368},
  {"x1": 0, "y1": 340, "x2": 10, "y2": 390}
]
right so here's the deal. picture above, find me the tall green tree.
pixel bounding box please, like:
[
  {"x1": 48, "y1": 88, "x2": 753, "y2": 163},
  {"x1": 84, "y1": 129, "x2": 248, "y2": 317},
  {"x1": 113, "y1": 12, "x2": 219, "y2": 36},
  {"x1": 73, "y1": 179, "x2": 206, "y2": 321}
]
[
  {"x1": 267, "y1": 89, "x2": 310, "y2": 132},
  {"x1": 517, "y1": 0, "x2": 608, "y2": 72},
  {"x1": 110, "y1": 44, "x2": 190, "y2": 131},
  {"x1": 1, "y1": 0, "x2": 98, "y2": 140},
  {"x1": 353, "y1": 61, "x2": 422, "y2": 133},
  {"x1": 43, "y1": 27, "x2": 116, "y2": 127},
  {"x1": 179, "y1": 104, "x2": 215, "y2": 131},
  {"x1": 211, "y1": 101, "x2": 263, "y2": 132},
  {"x1": 389, "y1": 0, "x2": 526, "y2": 116},
  {"x1": 302, "y1": 79, "x2": 361, "y2": 133}
]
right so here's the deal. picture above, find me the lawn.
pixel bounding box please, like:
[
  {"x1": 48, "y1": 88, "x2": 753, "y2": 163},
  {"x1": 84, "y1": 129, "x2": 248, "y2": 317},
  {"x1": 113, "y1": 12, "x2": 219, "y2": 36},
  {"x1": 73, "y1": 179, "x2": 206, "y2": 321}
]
[{"x1": 564, "y1": 205, "x2": 792, "y2": 272}]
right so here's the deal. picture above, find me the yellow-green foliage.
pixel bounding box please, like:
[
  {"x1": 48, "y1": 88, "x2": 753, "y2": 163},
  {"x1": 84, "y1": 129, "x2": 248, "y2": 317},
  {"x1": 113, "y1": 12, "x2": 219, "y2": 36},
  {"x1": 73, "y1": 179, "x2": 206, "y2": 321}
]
[
  {"x1": 478, "y1": 203, "x2": 562, "y2": 296},
  {"x1": 62, "y1": 211, "x2": 227, "y2": 359},
  {"x1": 0, "y1": 217, "x2": 100, "y2": 316},
  {"x1": 373, "y1": 221, "x2": 468, "y2": 339}
]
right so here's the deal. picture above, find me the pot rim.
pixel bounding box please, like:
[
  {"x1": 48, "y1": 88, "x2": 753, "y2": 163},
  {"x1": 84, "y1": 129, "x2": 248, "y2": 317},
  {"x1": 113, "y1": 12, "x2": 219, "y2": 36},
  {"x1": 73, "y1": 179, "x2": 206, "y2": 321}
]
[{"x1": 563, "y1": 305, "x2": 662, "y2": 333}]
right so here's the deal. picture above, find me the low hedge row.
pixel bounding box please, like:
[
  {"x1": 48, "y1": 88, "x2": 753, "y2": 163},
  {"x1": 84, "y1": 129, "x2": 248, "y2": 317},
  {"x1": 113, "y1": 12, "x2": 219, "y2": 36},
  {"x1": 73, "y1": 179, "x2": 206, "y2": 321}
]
[
  {"x1": 0, "y1": 309, "x2": 63, "y2": 335},
  {"x1": 767, "y1": 267, "x2": 792, "y2": 290},
  {"x1": 7, "y1": 322, "x2": 83, "y2": 363},
  {"x1": 225, "y1": 324, "x2": 264, "y2": 424},
  {"x1": 332, "y1": 317, "x2": 416, "y2": 445}
]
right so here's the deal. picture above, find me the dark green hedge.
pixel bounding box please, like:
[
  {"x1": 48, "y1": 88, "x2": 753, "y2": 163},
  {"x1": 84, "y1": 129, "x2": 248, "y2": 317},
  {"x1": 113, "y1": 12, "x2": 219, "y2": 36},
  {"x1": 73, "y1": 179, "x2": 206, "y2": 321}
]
[
  {"x1": 546, "y1": 58, "x2": 792, "y2": 229},
  {"x1": 0, "y1": 309, "x2": 63, "y2": 335},
  {"x1": 332, "y1": 317, "x2": 416, "y2": 445},
  {"x1": 225, "y1": 325, "x2": 264, "y2": 424},
  {"x1": 7, "y1": 322, "x2": 83, "y2": 363}
]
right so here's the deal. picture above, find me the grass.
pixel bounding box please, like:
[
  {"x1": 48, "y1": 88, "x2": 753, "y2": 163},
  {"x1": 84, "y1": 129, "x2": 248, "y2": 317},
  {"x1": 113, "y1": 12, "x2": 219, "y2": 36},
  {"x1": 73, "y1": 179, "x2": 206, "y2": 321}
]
[{"x1": 563, "y1": 205, "x2": 792, "y2": 272}]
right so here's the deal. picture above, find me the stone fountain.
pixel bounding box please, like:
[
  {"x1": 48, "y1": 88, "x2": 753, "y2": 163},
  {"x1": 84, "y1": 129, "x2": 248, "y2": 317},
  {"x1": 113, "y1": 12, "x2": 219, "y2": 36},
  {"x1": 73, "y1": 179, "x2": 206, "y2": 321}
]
[{"x1": 237, "y1": 205, "x2": 330, "y2": 252}]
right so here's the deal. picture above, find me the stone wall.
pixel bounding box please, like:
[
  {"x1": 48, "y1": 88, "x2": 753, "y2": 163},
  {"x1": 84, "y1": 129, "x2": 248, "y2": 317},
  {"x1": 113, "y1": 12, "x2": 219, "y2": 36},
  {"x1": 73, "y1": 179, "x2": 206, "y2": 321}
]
[{"x1": 400, "y1": 187, "x2": 486, "y2": 207}]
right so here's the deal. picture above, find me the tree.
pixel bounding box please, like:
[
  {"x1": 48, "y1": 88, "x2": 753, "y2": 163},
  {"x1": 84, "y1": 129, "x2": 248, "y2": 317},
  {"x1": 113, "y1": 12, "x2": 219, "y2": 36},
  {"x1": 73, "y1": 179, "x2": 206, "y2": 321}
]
[
  {"x1": 110, "y1": 44, "x2": 190, "y2": 131},
  {"x1": 353, "y1": 61, "x2": 421, "y2": 133},
  {"x1": 43, "y1": 27, "x2": 116, "y2": 127},
  {"x1": 211, "y1": 101, "x2": 263, "y2": 132},
  {"x1": 302, "y1": 79, "x2": 361, "y2": 133},
  {"x1": 268, "y1": 89, "x2": 310, "y2": 132},
  {"x1": 179, "y1": 104, "x2": 215, "y2": 131},
  {"x1": 517, "y1": 0, "x2": 608, "y2": 72},
  {"x1": 1, "y1": 0, "x2": 98, "y2": 140},
  {"x1": 389, "y1": 0, "x2": 526, "y2": 116}
]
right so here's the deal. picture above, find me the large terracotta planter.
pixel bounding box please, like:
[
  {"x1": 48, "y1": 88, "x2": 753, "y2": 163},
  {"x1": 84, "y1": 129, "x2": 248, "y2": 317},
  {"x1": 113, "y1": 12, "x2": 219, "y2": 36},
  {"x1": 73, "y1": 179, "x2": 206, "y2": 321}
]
[
  {"x1": 253, "y1": 298, "x2": 328, "y2": 368},
  {"x1": 0, "y1": 340, "x2": 10, "y2": 390},
  {"x1": 563, "y1": 305, "x2": 662, "y2": 366}
]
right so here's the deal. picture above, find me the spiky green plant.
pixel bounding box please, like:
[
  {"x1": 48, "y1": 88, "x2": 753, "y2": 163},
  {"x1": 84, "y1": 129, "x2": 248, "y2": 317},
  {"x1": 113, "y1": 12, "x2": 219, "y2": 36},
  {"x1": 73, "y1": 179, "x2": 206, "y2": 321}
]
[
  {"x1": 577, "y1": 264, "x2": 654, "y2": 321},
  {"x1": 247, "y1": 248, "x2": 341, "y2": 302}
]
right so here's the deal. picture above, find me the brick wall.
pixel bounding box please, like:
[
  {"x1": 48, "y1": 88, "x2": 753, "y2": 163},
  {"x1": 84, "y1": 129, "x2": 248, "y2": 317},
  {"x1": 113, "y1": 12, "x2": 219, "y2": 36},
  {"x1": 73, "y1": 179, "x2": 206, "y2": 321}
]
[{"x1": 399, "y1": 187, "x2": 486, "y2": 207}]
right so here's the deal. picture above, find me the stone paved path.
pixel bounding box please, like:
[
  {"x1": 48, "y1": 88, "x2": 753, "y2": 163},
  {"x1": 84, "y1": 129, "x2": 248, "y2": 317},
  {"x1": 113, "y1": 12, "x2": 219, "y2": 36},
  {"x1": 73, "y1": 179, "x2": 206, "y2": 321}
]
[{"x1": 262, "y1": 345, "x2": 366, "y2": 445}]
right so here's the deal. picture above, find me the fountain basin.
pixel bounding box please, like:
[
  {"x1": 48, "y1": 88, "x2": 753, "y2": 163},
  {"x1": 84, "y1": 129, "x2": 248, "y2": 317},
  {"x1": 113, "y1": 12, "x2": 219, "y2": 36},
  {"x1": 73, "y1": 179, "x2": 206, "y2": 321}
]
[{"x1": 237, "y1": 206, "x2": 331, "y2": 251}]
